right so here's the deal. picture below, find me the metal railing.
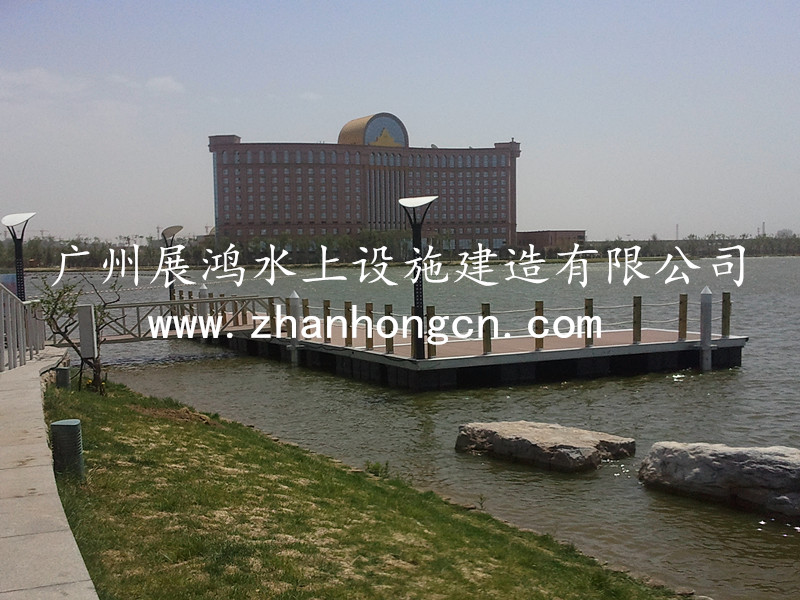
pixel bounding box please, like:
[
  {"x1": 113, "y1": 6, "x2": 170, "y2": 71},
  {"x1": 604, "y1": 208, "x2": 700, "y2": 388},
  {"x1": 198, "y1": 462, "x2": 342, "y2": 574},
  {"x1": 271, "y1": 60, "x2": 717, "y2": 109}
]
[
  {"x1": 48, "y1": 295, "x2": 276, "y2": 345},
  {"x1": 1, "y1": 283, "x2": 46, "y2": 372}
]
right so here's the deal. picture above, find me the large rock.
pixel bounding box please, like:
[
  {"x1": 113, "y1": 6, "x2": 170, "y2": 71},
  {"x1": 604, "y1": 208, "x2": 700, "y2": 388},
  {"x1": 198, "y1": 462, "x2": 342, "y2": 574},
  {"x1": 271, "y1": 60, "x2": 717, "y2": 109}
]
[
  {"x1": 455, "y1": 421, "x2": 635, "y2": 472},
  {"x1": 638, "y1": 442, "x2": 800, "y2": 517}
]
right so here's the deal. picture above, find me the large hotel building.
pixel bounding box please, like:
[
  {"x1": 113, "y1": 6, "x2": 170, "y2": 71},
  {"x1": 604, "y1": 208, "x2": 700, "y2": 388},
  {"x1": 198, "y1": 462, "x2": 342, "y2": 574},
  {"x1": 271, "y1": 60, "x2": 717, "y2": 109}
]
[{"x1": 208, "y1": 112, "x2": 521, "y2": 251}]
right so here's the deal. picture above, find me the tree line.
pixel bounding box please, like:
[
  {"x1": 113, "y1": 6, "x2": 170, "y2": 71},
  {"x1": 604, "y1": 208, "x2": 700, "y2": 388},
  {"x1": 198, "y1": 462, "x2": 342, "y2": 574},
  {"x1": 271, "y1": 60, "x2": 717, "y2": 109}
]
[{"x1": 1, "y1": 230, "x2": 798, "y2": 271}]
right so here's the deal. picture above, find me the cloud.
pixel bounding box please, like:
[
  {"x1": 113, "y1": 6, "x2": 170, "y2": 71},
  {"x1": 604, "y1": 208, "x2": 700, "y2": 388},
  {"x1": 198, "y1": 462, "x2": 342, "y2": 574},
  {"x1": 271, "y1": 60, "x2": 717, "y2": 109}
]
[
  {"x1": 145, "y1": 76, "x2": 185, "y2": 95},
  {"x1": 0, "y1": 67, "x2": 87, "y2": 101},
  {"x1": 107, "y1": 74, "x2": 141, "y2": 89}
]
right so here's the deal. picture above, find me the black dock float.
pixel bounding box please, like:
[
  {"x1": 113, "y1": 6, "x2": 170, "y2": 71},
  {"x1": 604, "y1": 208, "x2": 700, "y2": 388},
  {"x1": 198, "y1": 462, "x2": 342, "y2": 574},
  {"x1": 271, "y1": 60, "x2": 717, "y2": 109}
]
[{"x1": 207, "y1": 329, "x2": 747, "y2": 392}]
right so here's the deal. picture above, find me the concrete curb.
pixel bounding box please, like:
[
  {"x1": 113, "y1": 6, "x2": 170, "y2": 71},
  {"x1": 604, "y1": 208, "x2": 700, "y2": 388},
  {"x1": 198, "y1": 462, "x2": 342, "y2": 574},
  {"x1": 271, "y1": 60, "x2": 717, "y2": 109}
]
[{"x1": 0, "y1": 347, "x2": 99, "y2": 599}]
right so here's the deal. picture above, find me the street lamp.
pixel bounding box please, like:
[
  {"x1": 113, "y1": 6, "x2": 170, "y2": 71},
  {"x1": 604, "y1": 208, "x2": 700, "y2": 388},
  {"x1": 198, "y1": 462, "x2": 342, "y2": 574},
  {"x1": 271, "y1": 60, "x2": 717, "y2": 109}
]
[
  {"x1": 2, "y1": 212, "x2": 36, "y2": 300},
  {"x1": 161, "y1": 225, "x2": 183, "y2": 300},
  {"x1": 398, "y1": 195, "x2": 438, "y2": 359}
]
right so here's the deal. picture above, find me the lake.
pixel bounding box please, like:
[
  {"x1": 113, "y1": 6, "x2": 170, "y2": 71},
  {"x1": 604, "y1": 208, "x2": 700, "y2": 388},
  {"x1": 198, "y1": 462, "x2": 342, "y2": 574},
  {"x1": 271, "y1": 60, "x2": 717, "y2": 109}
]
[{"x1": 67, "y1": 254, "x2": 799, "y2": 599}]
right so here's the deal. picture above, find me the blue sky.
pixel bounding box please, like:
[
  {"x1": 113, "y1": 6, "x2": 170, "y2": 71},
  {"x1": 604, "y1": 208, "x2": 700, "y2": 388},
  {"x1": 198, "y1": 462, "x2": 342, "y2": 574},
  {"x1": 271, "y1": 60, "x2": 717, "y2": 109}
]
[{"x1": 1, "y1": 1, "x2": 798, "y2": 241}]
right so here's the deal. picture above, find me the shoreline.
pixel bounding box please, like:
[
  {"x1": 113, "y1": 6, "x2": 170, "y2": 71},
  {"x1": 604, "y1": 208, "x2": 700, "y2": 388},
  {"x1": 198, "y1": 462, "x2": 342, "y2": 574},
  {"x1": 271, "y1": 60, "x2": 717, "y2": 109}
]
[{"x1": 45, "y1": 379, "x2": 682, "y2": 599}]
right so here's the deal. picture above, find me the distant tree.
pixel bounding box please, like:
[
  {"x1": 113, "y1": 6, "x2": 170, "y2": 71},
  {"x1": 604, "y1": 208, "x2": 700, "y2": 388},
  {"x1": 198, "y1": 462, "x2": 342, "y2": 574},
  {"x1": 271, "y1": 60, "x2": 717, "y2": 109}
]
[{"x1": 776, "y1": 229, "x2": 795, "y2": 238}]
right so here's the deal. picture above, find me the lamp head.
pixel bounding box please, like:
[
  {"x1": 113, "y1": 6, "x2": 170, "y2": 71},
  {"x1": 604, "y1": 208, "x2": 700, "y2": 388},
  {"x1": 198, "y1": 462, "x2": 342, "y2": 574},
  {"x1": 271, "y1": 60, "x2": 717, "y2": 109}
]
[
  {"x1": 398, "y1": 196, "x2": 437, "y2": 209},
  {"x1": 1, "y1": 212, "x2": 36, "y2": 228},
  {"x1": 162, "y1": 225, "x2": 183, "y2": 240}
]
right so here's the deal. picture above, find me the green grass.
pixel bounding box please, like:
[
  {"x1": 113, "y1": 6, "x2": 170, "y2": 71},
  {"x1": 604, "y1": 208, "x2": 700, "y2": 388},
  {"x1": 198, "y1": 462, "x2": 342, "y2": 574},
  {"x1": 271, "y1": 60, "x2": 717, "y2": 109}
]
[{"x1": 45, "y1": 383, "x2": 678, "y2": 600}]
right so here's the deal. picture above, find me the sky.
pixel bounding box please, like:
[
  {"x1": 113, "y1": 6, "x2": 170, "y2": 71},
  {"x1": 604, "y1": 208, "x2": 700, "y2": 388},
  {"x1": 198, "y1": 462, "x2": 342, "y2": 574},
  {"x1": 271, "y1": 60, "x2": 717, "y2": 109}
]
[{"x1": 1, "y1": 0, "x2": 798, "y2": 242}]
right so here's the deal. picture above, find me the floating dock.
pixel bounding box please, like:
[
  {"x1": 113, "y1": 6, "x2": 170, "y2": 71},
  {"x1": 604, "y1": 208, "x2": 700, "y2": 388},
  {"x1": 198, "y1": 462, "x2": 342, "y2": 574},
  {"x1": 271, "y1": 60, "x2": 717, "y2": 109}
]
[
  {"x1": 213, "y1": 326, "x2": 747, "y2": 391},
  {"x1": 61, "y1": 291, "x2": 747, "y2": 391}
]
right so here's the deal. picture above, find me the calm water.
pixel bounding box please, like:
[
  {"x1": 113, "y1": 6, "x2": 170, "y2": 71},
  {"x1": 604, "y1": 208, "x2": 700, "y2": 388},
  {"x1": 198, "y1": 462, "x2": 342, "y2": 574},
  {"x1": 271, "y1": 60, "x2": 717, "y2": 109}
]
[{"x1": 84, "y1": 256, "x2": 799, "y2": 600}]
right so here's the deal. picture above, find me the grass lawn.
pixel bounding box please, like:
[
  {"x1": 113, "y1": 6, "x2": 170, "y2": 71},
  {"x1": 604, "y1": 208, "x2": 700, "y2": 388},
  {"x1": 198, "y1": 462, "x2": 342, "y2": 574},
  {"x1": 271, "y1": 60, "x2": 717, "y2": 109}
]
[{"x1": 45, "y1": 382, "x2": 679, "y2": 600}]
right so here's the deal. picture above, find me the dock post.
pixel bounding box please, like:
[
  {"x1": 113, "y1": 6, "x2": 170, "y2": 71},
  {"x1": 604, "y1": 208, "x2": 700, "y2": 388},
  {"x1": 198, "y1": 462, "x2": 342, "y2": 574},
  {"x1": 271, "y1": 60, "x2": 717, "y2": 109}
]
[
  {"x1": 410, "y1": 306, "x2": 422, "y2": 359},
  {"x1": 302, "y1": 298, "x2": 310, "y2": 319},
  {"x1": 178, "y1": 290, "x2": 185, "y2": 318},
  {"x1": 233, "y1": 300, "x2": 240, "y2": 326},
  {"x1": 268, "y1": 297, "x2": 276, "y2": 336},
  {"x1": 384, "y1": 304, "x2": 394, "y2": 354},
  {"x1": 345, "y1": 301, "x2": 353, "y2": 347},
  {"x1": 426, "y1": 305, "x2": 436, "y2": 358},
  {"x1": 678, "y1": 294, "x2": 688, "y2": 341},
  {"x1": 365, "y1": 303, "x2": 374, "y2": 350},
  {"x1": 198, "y1": 285, "x2": 209, "y2": 319},
  {"x1": 188, "y1": 291, "x2": 194, "y2": 317},
  {"x1": 481, "y1": 303, "x2": 492, "y2": 355},
  {"x1": 535, "y1": 301, "x2": 544, "y2": 350},
  {"x1": 633, "y1": 296, "x2": 642, "y2": 344},
  {"x1": 219, "y1": 294, "x2": 227, "y2": 326},
  {"x1": 584, "y1": 298, "x2": 594, "y2": 347},
  {"x1": 721, "y1": 291, "x2": 731, "y2": 338},
  {"x1": 289, "y1": 291, "x2": 301, "y2": 366},
  {"x1": 323, "y1": 300, "x2": 331, "y2": 343},
  {"x1": 700, "y1": 287, "x2": 713, "y2": 371}
]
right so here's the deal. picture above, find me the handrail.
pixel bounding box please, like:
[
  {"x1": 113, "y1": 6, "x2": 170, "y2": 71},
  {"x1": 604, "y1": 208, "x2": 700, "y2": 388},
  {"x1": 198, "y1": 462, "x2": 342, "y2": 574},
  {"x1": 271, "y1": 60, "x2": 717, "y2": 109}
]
[
  {"x1": 47, "y1": 294, "x2": 277, "y2": 346},
  {"x1": 1, "y1": 283, "x2": 46, "y2": 372}
]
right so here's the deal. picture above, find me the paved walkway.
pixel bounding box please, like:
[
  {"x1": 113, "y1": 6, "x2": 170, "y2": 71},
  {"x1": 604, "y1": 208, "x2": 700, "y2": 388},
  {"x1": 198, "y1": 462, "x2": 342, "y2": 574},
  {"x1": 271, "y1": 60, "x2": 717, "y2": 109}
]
[{"x1": 0, "y1": 347, "x2": 98, "y2": 599}]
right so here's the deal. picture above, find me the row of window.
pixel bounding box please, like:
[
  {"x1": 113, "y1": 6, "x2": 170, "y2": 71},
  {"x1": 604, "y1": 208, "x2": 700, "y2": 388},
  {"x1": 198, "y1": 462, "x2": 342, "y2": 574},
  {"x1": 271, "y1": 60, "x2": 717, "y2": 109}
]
[
  {"x1": 222, "y1": 196, "x2": 505, "y2": 215},
  {"x1": 226, "y1": 226, "x2": 508, "y2": 244},
  {"x1": 222, "y1": 213, "x2": 507, "y2": 226},
  {"x1": 221, "y1": 167, "x2": 352, "y2": 177},
  {"x1": 219, "y1": 148, "x2": 513, "y2": 169},
  {"x1": 219, "y1": 167, "x2": 506, "y2": 181},
  {"x1": 369, "y1": 152, "x2": 507, "y2": 168},
  {"x1": 221, "y1": 149, "x2": 359, "y2": 165}
]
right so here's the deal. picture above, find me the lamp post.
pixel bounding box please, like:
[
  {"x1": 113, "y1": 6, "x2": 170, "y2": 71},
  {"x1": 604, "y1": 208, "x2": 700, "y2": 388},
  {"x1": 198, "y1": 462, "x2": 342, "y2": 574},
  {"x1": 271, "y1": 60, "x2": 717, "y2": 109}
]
[
  {"x1": 161, "y1": 225, "x2": 183, "y2": 300},
  {"x1": 2, "y1": 212, "x2": 36, "y2": 300},
  {"x1": 398, "y1": 195, "x2": 438, "y2": 360}
]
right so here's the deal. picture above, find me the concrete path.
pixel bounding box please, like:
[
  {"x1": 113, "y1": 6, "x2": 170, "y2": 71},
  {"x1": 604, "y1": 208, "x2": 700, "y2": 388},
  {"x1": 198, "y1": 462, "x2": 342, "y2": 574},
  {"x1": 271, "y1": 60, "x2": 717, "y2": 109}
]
[{"x1": 0, "y1": 347, "x2": 98, "y2": 599}]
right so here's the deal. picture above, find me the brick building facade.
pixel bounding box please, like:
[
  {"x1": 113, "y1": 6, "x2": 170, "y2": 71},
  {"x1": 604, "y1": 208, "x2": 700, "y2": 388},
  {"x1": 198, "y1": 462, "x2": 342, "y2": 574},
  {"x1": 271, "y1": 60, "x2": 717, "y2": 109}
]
[{"x1": 208, "y1": 113, "x2": 520, "y2": 251}]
